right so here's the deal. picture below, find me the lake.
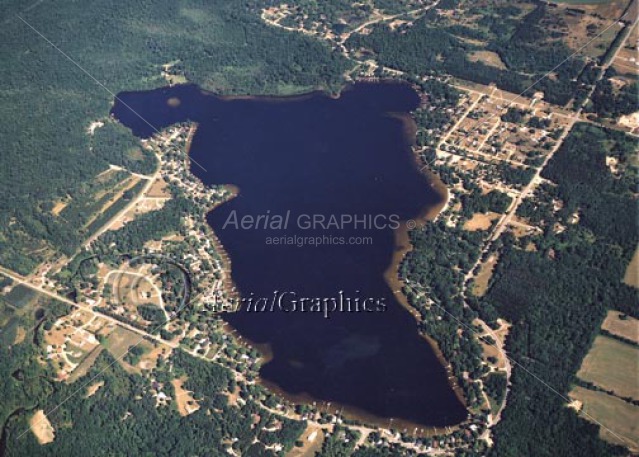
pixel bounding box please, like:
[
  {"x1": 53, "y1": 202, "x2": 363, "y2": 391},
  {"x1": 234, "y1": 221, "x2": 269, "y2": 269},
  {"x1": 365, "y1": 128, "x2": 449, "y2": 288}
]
[{"x1": 112, "y1": 82, "x2": 467, "y2": 428}]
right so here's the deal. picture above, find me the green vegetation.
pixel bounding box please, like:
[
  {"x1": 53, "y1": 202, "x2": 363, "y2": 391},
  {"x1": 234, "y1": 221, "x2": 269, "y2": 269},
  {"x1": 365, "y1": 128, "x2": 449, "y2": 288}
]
[
  {"x1": 348, "y1": 2, "x2": 588, "y2": 104},
  {"x1": 2, "y1": 315, "x2": 305, "y2": 457},
  {"x1": 137, "y1": 303, "x2": 166, "y2": 325},
  {"x1": 588, "y1": 69, "x2": 639, "y2": 120},
  {"x1": 0, "y1": 0, "x2": 349, "y2": 274},
  {"x1": 481, "y1": 124, "x2": 638, "y2": 457},
  {"x1": 316, "y1": 426, "x2": 359, "y2": 457},
  {"x1": 91, "y1": 122, "x2": 157, "y2": 176},
  {"x1": 484, "y1": 372, "x2": 507, "y2": 413}
]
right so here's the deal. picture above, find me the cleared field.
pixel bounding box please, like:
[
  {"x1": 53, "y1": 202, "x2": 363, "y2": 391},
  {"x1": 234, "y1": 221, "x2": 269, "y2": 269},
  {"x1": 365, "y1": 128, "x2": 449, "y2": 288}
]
[
  {"x1": 172, "y1": 376, "x2": 200, "y2": 416},
  {"x1": 602, "y1": 311, "x2": 639, "y2": 344},
  {"x1": 569, "y1": 386, "x2": 639, "y2": 452},
  {"x1": 468, "y1": 50, "x2": 506, "y2": 70},
  {"x1": 555, "y1": 0, "x2": 614, "y2": 4},
  {"x1": 464, "y1": 212, "x2": 499, "y2": 232},
  {"x1": 67, "y1": 346, "x2": 104, "y2": 383},
  {"x1": 146, "y1": 177, "x2": 171, "y2": 198},
  {"x1": 3, "y1": 285, "x2": 38, "y2": 309},
  {"x1": 105, "y1": 325, "x2": 143, "y2": 362},
  {"x1": 86, "y1": 380, "x2": 105, "y2": 398},
  {"x1": 577, "y1": 335, "x2": 639, "y2": 400},
  {"x1": 472, "y1": 253, "x2": 499, "y2": 297},
  {"x1": 29, "y1": 410, "x2": 55, "y2": 445}
]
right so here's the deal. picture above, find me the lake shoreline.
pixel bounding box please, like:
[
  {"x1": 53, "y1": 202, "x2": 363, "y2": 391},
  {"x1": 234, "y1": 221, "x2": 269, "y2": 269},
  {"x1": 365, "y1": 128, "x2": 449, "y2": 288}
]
[
  {"x1": 114, "y1": 80, "x2": 467, "y2": 431},
  {"x1": 193, "y1": 86, "x2": 467, "y2": 433}
]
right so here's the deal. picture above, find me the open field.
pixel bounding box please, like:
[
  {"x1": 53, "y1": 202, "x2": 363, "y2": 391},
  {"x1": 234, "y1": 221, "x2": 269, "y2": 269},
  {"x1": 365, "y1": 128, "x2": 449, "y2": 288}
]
[
  {"x1": 68, "y1": 346, "x2": 104, "y2": 383},
  {"x1": 464, "y1": 212, "x2": 500, "y2": 232},
  {"x1": 172, "y1": 376, "x2": 200, "y2": 416},
  {"x1": 105, "y1": 325, "x2": 145, "y2": 368},
  {"x1": 29, "y1": 410, "x2": 55, "y2": 445},
  {"x1": 86, "y1": 380, "x2": 105, "y2": 398},
  {"x1": 577, "y1": 335, "x2": 639, "y2": 400},
  {"x1": 569, "y1": 386, "x2": 639, "y2": 452},
  {"x1": 472, "y1": 253, "x2": 500, "y2": 297},
  {"x1": 146, "y1": 177, "x2": 171, "y2": 198},
  {"x1": 602, "y1": 311, "x2": 639, "y2": 344},
  {"x1": 3, "y1": 284, "x2": 38, "y2": 309},
  {"x1": 468, "y1": 50, "x2": 506, "y2": 70},
  {"x1": 555, "y1": 0, "x2": 633, "y2": 21},
  {"x1": 478, "y1": 319, "x2": 510, "y2": 371},
  {"x1": 612, "y1": 22, "x2": 638, "y2": 81}
]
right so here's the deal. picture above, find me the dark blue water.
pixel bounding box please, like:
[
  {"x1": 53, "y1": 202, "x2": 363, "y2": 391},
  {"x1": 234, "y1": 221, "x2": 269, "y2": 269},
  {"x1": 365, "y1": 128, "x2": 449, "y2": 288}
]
[{"x1": 112, "y1": 83, "x2": 467, "y2": 427}]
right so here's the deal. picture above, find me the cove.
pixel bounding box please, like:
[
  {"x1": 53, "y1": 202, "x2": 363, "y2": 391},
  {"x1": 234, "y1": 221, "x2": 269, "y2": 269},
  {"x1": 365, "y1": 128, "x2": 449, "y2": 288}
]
[{"x1": 112, "y1": 82, "x2": 467, "y2": 428}]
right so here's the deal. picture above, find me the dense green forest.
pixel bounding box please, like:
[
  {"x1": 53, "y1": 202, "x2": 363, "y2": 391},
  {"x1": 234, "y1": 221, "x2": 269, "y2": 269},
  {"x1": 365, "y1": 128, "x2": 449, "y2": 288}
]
[
  {"x1": 481, "y1": 124, "x2": 638, "y2": 457},
  {"x1": 0, "y1": 0, "x2": 350, "y2": 274},
  {"x1": 587, "y1": 69, "x2": 639, "y2": 120},
  {"x1": 347, "y1": 1, "x2": 590, "y2": 105},
  {"x1": 2, "y1": 331, "x2": 305, "y2": 456}
]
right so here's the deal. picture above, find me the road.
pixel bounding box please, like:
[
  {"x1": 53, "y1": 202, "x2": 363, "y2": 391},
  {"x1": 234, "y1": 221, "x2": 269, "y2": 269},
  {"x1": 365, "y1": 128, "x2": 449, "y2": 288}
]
[{"x1": 457, "y1": 11, "x2": 639, "y2": 442}]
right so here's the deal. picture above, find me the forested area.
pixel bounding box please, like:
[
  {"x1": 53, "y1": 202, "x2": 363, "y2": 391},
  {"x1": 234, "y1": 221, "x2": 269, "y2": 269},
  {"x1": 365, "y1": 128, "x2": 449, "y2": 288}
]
[
  {"x1": 482, "y1": 125, "x2": 638, "y2": 457},
  {"x1": 402, "y1": 221, "x2": 486, "y2": 406},
  {"x1": 587, "y1": 69, "x2": 639, "y2": 120},
  {"x1": 3, "y1": 341, "x2": 305, "y2": 456},
  {"x1": 347, "y1": 2, "x2": 588, "y2": 105},
  {"x1": 0, "y1": 0, "x2": 349, "y2": 274},
  {"x1": 91, "y1": 122, "x2": 157, "y2": 176},
  {"x1": 92, "y1": 196, "x2": 197, "y2": 256}
]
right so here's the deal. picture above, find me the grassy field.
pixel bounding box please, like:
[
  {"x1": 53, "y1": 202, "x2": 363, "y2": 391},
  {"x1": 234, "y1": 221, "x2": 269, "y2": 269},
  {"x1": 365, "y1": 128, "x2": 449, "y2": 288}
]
[
  {"x1": 602, "y1": 310, "x2": 639, "y2": 344},
  {"x1": 3, "y1": 284, "x2": 38, "y2": 309},
  {"x1": 0, "y1": 281, "x2": 71, "y2": 346},
  {"x1": 67, "y1": 345, "x2": 104, "y2": 383},
  {"x1": 105, "y1": 325, "x2": 154, "y2": 372},
  {"x1": 569, "y1": 386, "x2": 639, "y2": 452},
  {"x1": 577, "y1": 335, "x2": 639, "y2": 400},
  {"x1": 472, "y1": 253, "x2": 499, "y2": 297},
  {"x1": 105, "y1": 325, "x2": 143, "y2": 358}
]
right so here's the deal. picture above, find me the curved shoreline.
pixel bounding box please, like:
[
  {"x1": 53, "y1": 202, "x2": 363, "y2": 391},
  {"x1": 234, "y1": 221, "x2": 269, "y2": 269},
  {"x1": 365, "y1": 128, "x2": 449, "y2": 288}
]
[
  {"x1": 185, "y1": 87, "x2": 468, "y2": 433},
  {"x1": 385, "y1": 113, "x2": 468, "y2": 410}
]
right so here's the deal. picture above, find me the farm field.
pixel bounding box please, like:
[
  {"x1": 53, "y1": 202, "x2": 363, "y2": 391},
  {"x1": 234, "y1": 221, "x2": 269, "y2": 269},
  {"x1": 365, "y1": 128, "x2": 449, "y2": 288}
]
[
  {"x1": 577, "y1": 335, "x2": 639, "y2": 400},
  {"x1": 569, "y1": 386, "x2": 639, "y2": 452},
  {"x1": 601, "y1": 311, "x2": 639, "y2": 344}
]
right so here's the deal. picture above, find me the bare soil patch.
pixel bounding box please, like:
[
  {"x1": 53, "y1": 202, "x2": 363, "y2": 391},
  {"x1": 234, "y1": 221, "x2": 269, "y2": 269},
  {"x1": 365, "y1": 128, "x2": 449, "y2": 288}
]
[
  {"x1": 463, "y1": 212, "x2": 499, "y2": 231},
  {"x1": 468, "y1": 50, "x2": 507, "y2": 70},
  {"x1": 286, "y1": 424, "x2": 324, "y2": 457},
  {"x1": 29, "y1": 410, "x2": 55, "y2": 445},
  {"x1": 172, "y1": 376, "x2": 200, "y2": 416},
  {"x1": 13, "y1": 325, "x2": 26, "y2": 345},
  {"x1": 86, "y1": 380, "x2": 105, "y2": 397}
]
